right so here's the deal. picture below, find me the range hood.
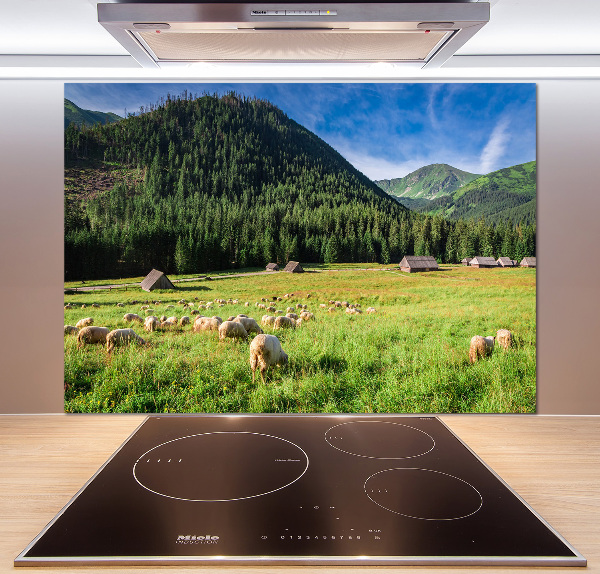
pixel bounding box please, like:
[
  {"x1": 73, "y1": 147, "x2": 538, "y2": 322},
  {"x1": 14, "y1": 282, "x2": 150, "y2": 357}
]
[{"x1": 97, "y1": 2, "x2": 490, "y2": 68}]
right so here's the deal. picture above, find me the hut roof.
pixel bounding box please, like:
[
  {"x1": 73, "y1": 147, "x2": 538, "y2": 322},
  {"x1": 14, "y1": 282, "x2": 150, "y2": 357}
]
[
  {"x1": 520, "y1": 257, "x2": 537, "y2": 267},
  {"x1": 470, "y1": 256, "x2": 497, "y2": 266},
  {"x1": 266, "y1": 263, "x2": 279, "y2": 271},
  {"x1": 461, "y1": 257, "x2": 473, "y2": 264},
  {"x1": 283, "y1": 261, "x2": 304, "y2": 273},
  {"x1": 140, "y1": 269, "x2": 175, "y2": 292},
  {"x1": 497, "y1": 257, "x2": 515, "y2": 266},
  {"x1": 399, "y1": 255, "x2": 439, "y2": 269}
]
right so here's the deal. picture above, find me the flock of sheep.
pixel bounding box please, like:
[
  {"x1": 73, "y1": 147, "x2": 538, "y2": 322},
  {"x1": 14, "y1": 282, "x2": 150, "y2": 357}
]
[
  {"x1": 65, "y1": 292, "x2": 513, "y2": 384},
  {"x1": 64, "y1": 294, "x2": 373, "y2": 383}
]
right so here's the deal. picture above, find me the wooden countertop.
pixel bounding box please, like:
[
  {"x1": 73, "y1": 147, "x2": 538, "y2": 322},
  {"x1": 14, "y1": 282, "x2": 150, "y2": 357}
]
[{"x1": 1, "y1": 414, "x2": 598, "y2": 573}]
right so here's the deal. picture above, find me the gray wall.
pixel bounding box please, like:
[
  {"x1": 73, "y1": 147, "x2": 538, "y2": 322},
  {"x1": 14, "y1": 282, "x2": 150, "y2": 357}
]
[{"x1": 1, "y1": 79, "x2": 599, "y2": 414}]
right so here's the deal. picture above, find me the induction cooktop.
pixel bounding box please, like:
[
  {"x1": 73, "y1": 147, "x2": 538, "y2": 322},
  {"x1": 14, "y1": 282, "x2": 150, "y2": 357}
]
[{"x1": 15, "y1": 415, "x2": 585, "y2": 566}]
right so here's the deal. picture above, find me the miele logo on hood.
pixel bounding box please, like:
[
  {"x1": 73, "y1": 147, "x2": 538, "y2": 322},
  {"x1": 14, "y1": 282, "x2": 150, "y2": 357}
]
[{"x1": 176, "y1": 534, "x2": 219, "y2": 545}]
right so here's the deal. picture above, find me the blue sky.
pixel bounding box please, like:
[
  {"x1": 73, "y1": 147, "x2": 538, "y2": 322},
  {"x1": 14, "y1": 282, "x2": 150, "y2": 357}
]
[{"x1": 65, "y1": 82, "x2": 536, "y2": 180}]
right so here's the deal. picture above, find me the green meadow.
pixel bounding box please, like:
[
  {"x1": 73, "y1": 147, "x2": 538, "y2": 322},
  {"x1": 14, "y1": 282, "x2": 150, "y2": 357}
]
[{"x1": 63, "y1": 264, "x2": 536, "y2": 414}]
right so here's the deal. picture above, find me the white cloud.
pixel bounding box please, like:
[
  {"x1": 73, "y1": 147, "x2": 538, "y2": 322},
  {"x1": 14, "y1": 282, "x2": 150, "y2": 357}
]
[
  {"x1": 337, "y1": 148, "x2": 426, "y2": 181},
  {"x1": 478, "y1": 117, "x2": 511, "y2": 174}
]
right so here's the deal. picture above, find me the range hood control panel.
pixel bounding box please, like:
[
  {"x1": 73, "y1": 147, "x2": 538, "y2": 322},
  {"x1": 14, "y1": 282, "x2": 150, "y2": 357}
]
[{"x1": 251, "y1": 9, "x2": 337, "y2": 16}]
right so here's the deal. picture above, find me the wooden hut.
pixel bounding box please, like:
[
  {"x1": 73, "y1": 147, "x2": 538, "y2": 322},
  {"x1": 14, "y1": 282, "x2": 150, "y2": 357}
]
[
  {"x1": 141, "y1": 269, "x2": 175, "y2": 292},
  {"x1": 283, "y1": 261, "x2": 304, "y2": 273},
  {"x1": 520, "y1": 257, "x2": 537, "y2": 268},
  {"x1": 461, "y1": 257, "x2": 473, "y2": 266},
  {"x1": 266, "y1": 263, "x2": 279, "y2": 271},
  {"x1": 469, "y1": 256, "x2": 497, "y2": 269},
  {"x1": 399, "y1": 255, "x2": 439, "y2": 273},
  {"x1": 497, "y1": 257, "x2": 516, "y2": 267}
]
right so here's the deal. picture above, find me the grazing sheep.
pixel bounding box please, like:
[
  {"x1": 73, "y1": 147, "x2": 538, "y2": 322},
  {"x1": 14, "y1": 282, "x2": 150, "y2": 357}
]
[
  {"x1": 180, "y1": 316, "x2": 190, "y2": 326},
  {"x1": 76, "y1": 317, "x2": 93, "y2": 329},
  {"x1": 235, "y1": 315, "x2": 263, "y2": 335},
  {"x1": 165, "y1": 305, "x2": 175, "y2": 310},
  {"x1": 144, "y1": 309, "x2": 155, "y2": 315},
  {"x1": 81, "y1": 304, "x2": 87, "y2": 309},
  {"x1": 244, "y1": 302, "x2": 250, "y2": 307},
  {"x1": 286, "y1": 312, "x2": 299, "y2": 320},
  {"x1": 345, "y1": 307, "x2": 361, "y2": 315},
  {"x1": 469, "y1": 335, "x2": 495, "y2": 363},
  {"x1": 166, "y1": 316, "x2": 178, "y2": 323},
  {"x1": 140, "y1": 305, "x2": 150, "y2": 311},
  {"x1": 106, "y1": 328, "x2": 146, "y2": 353},
  {"x1": 496, "y1": 329, "x2": 513, "y2": 350},
  {"x1": 219, "y1": 320, "x2": 248, "y2": 342},
  {"x1": 274, "y1": 316, "x2": 296, "y2": 329},
  {"x1": 64, "y1": 325, "x2": 79, "y2": 335},
  {"x1": 193, "y1": 316, "x2": 222, "y2": 333},
  {"x1": 328, "y1": 307, "x2": 336, "y2": 313},
  {"x1": 249, "y1": 334, "x2": 288, "y2": 384},
  {"x1": 296, "y1": 303, "x2": 303, "y2": 310},
  {"x1": 319, "y1": 303, "x2": 327, "y2": 309},
  {"x1": 261, "y1": 315, "x2": 276, "y2": 327},
  {"x1": 299, "y1": 311, "x2": 314, "y2": 321},
  {"x1": 116, "y1": 302, "x2": 124, "y2": 308},
  {"x1": 366, "y1": 307, "x2": 376, "y2": 314},
  {"x1": 159, "y1": 315, "x2": 167, "y2": 322},
  {"x1": 190, "y1": 309, "x2": 199, "y2": 315},
  {"x1": 123, "y1": 313, "x2": 143, "y2": 324},
  {"x1": 64, "y1": 304, "x2": 73, "y2": 310},
  {"x1": 77, "y1": 326, "x2": 110, "y2": 348},
  {"x1": 144, "y1": 316, "x2": 159, "y2": 332},
  {"x1": 91, "y1": 303, "x2": 100, "y2": 309},
  {"x1": 267, "y1": 305, "x2": 277, "y2": 313}
]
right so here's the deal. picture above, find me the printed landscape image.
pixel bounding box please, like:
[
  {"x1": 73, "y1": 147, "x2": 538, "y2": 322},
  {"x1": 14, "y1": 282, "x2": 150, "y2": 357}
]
[{"x1": 64, "y1": 83, "x2": 536, "y2": 414}]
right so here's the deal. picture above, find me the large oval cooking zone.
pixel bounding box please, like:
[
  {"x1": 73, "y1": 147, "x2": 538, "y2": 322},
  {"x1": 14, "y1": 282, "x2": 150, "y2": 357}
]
[{"x1": 133, "y1": 432, "x2": 309, "y2": 501}]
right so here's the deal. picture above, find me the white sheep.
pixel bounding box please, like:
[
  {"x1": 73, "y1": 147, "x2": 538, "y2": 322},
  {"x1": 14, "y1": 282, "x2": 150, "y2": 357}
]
[
  {"x1": 75, "y1": 317, "x2": 93, "y2": 329},
  {"x1": 366, "y1": 307, "x2": 376, "y2": 314},
  {"x1": 299, "y1": 311, "x2": 314, "y2": 321},
  {"x1": 273, "y1": 315, "x2": 296, "y2": 329},
  {"x1": 235, "y1": 315, "x2": 263, "y2": 335},
  {"x1": 345, "y1": 307, "x2": 361, "y2": 315},
  {"x1": 469, "y1": 335, "x2": 495, "y2": 363},
  {"x1": 286, "y1": 312, "x2": 299, "y2": 320},
  {"x1": 179, "y1": 316, "x2": 190, "y2": 326},
  {"x1": 496, "y1": 329, "x2": 513, "y2": 350},
  {"x1": 219, "y1": 320, "x2": 248, "y2": 342},
  {"x1": 123, "y1": 313, "x2": 143, "y2": 324},
  {"x1": 193, "y1": 316, "x2": 222, "y2": 333},
  {"x1": 250, "y1": 334, "x2": 288, "y2": 384},
  {"x1": 91, "y1": 303, "x2": 100, "y2": 309},
  {"x1": 106, "y1": 328, "x2": 147, "y2": 353},
  {"x1": 64, "y1": 325, "x2": 79, "y2": 335},
  {"x1": 261, "y1": 315, "x2": 276, "y2": 327},
  {"x1": 144, "y1": 316, "x2": 159, "y2": 332},
  {"x1": 77, "y1": 326, "x2": 110, "y2": 348},
  {"x1": 64, "y1": 304, "x2": 73, "y2": 310},
  {"x1": 116, "y1": 303, "x2": 124, "y2": 308}
]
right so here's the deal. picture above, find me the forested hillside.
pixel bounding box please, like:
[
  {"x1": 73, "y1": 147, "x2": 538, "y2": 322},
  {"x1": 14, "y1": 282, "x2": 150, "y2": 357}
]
[
  {"x1": 64, "y1": 98, "x2": 122, "y2": 130},
  {"x1": 64, "y1": 93, "x2": 535, "y2": 280}
]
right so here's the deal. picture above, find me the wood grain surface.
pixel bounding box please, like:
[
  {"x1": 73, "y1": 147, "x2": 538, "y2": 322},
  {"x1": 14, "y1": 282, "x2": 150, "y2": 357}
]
[{"x1": 1, "y1": 414, "x2": 598, "y2": 573}]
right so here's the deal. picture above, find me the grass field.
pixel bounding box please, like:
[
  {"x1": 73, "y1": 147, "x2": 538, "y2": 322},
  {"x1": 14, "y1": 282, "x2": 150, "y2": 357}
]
[{"x1": 63, "y1": 264, "x2": 536, "y2": 414}]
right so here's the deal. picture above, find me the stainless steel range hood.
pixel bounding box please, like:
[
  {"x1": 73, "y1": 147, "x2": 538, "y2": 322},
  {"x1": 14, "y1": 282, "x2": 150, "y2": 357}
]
[{"x1": 97, "y1": 2, "x2": 489, "y2": 68}]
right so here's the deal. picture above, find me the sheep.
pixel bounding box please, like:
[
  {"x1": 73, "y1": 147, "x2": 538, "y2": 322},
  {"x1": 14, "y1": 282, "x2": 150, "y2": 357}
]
[
  {"x1": 116, "y1": 303, "x2": 124, "y2": 308},
  {"x1": 165, "y1": 305, "x2": 175, "y2": 310},
  {"x1": 64, "y1": 325, "x2": 79, "y2": 335},
  {"x1": 328, "y1": 307, "x2": 336, "y2": 313},
  {"x1": 249, "y1": 334, "x2": 288, "y2": 384},
  {"x1": 496, "y1": 329, "x2": 513, "y2": 350},
  {"x1": 345, "y1": 307, "x2": 361, "y2": 315},
  {"x1": 299, "y1": 311, "x2": 314, "y2": 322},
  {"x1": 64, "y1": 304, "x2": 73, "y2": 310},
  {"x1": 91, "y1": 303, "x2": 100, "y2": 309},
  {"x1": 160, "y1": 315, "x2": 167, "y2": 322},
  {"x1": 235, "y1": 315, "x2": 263, "y2": 335},
  {"x1": 106, "y1": 328, "x2": 146, "y2": 353},
  {"x1": 140, "y1": 305, "x2": 150, "y2": 311},
  {"x1": 296, "y1": 303, "x2": 303, "y2": 310},
  {"x1": 77, "y1": 326, "x2": 110, "y2": 348},
  {"x1": 261, "y1": 315, "x2": 276, "y2": 327},
  {"x1": 219, "y1": 320, "x2": 248, "y2": 342},
  {"x1": 244, "y1": 302, "x2": 250, "y2": 307},
  {"x1": 144, "y1": 309, "x2": 155, "y2": 315},
  {"x1": 81, "y1": 304, "x2": 87, "y2": 309},
  {"x1": 193, "y1": 316, "x2": 222, "y2": 333},
  {"x1": 166, "y1": 316, "x2": 178, "y2": 323},
  {"x1": 179, "y1": 316, "x2": 190, "y2": 326},
  {"x1": 75, "y1": 317, "x2": 93, "y2": 329},
  {"x1": 190, "y1": 309, "x2": 199, "y2": 315},
  {"x1": 319, "y1": 303, "x2": 327, "y2": 309},
  {"x1": 227, "y1": 315, "x2": 236, "y2": 322},
  {"x1": 144, "y1": 316, "x2": 159, "y2": 332},
  {"x1": 286, "y1": 306, "x2": 295, "y2": 313},
  {"x1": 469, "y1": 335, "x2": 495, "y2": 363},
  {"x1": 123, "y1": 313, "x2": 143, "y2": 324},
  {"x1": 286, "y1": 312, "x2": 299, "y2": 320},
  {"x1": 366, "y1": 307, "x2": 376, "y2": 314},
  {"x1": 273, "y1": 315, "x2": 296, "y2": 329}
]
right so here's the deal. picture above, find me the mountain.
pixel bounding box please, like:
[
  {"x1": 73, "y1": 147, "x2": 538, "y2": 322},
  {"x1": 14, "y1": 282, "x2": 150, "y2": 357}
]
[
  {"x1": 398, "y1": 161, "x2": 536, "y2": 226},
  {"x1": 64, "y1": 92, "x2": 411, "y2": 279},
  {"x1": 64, "y1": 98, "x2": 122, "y2": 129},
  {"x1": 376, "y1": 164, "x2": 481, "y2": 200}
]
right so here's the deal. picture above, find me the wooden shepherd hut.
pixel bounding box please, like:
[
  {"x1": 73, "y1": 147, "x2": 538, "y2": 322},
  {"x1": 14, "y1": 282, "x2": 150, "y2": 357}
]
[
  {"x1": 469, "y1": 256, "x2": 497, "y2": 269},
  {"x1": 399, "y1": 255, "x2": 439, "y2": 273},
  {"x1": 266, "y1": 263, "x2": 279, "y2": 271},
  {"x1": 497, "y1": 257, "x2": 516, "y2": 267},
  {"x1": 520, "y1": 257, "x2": 537, "y2": 268},
  {"x1": 283, "y1": 261, "x2": 304, "y2": 273},
  {"x1": 461, "y1": 257, "x2": 473, "y2": 266},
  {"x1": 141, "y1": 269, "x2": 175, "y2": 292}
]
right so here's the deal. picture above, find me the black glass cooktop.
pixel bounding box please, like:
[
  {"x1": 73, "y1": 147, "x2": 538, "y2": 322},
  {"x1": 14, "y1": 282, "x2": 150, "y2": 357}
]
[{"x1": 15, "y1": 415, "x2": 585, "y2": 566}]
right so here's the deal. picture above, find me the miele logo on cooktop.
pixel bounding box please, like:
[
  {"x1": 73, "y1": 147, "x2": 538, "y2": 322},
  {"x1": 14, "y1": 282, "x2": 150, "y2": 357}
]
[{"x1": 176, "y1": 534, "x2": 219, "y2": 545}]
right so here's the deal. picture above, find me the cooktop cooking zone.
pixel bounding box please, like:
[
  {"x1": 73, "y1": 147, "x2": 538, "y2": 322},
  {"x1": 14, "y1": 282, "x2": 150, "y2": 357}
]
[{"x1": 15, "y1": 415, "x2": 585, "y2": 566}]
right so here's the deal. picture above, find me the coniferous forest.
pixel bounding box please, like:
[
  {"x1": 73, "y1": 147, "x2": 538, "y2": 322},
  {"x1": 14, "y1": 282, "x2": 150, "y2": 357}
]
[{"x1": 64, "y1": 92, "x2": 536, "y2": 281}]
